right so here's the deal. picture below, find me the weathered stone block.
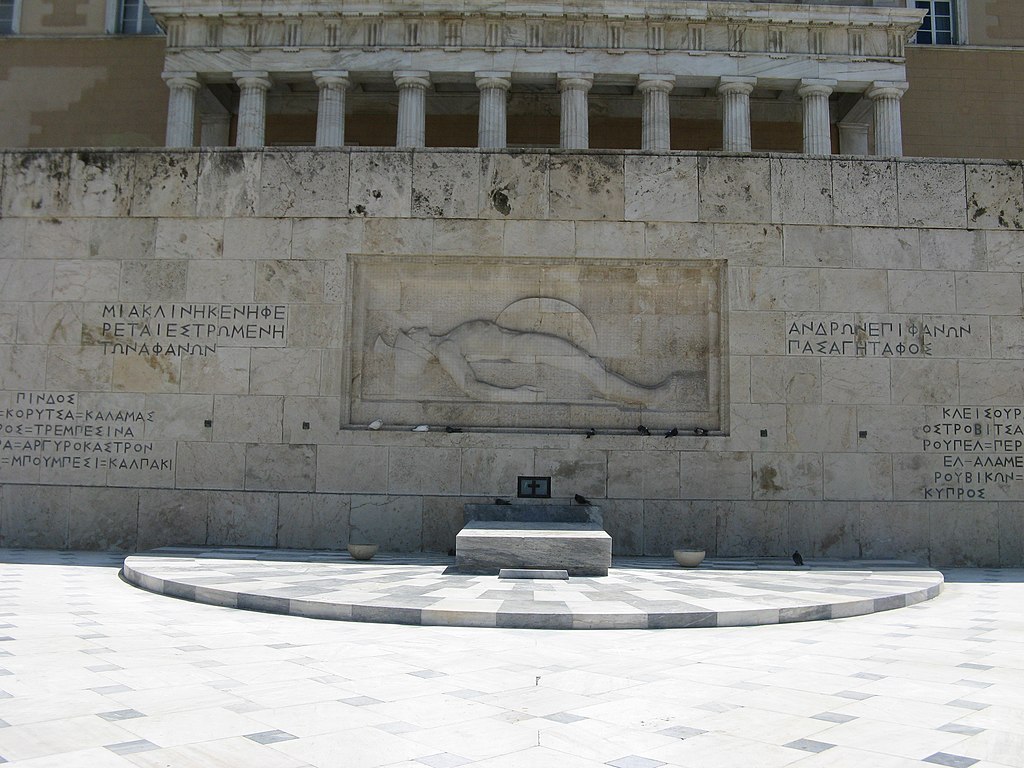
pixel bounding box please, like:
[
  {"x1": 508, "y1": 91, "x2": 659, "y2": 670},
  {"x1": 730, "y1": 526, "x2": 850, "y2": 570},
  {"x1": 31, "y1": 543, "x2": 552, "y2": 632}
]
[
  {"x1": 0, "y1": 485, "x2": 69, "y2": 548},
  {"x1": 787, "y1": 404, "x2": 857, "y2": 452},
  {"x1": 681, "y1": 452, "x2": 751, "y2": 500},
  {"x1": 887, "y1": 270, "x2": 956, "y2": 313},
  {"x1": 823, "y1": 453, "x2": 893, "y2": 501},
  {"x1": 750, "y1": 356, "x2": 821, "y2": 403},
  {"x1": 250, "y1": 348, "x2": 321, "y2": 396},
  {"x1": 479, "y1": 152, "x2": 549, "y2": 219},
  {"x1": 277, "y1": 493, "x2": 349, "y2": 550},
  {"x1": 348, "y1": 151, "x2": 412, "y2": 217},
  {"x1": 68, "y1": 151, "x2": 135, "y2": 217},
  {"x1": 245, "y1": 444, "x2": 316, "y2": 492},
  {"x1": 890, "y1": 359, "x2": 960, "y2": 404},
  {"x1": 698, "y1": 155, "x2": 771, "y2": 223},
  {"x1": 179, "y1": 349, "x2": 250, "y2": 395},
  {"x1": 624, "y1": 154, "x2": 697, "y2": 223},
  {"x1": 713, "y1": 224, "x2": 783, "y2": 266},
  {"x1": 771, "y1": 157, "x2": 833, "y2": 225},
  {"x1": 176, "y1": 441, "x2": 245, "y2": 490},
  {"x1": 412, "y1": 152, "x2": 481, "y2": 218},
  {"x1": 255, "y1": 260, "x2": 324, "y2": 303},
  {"x1": 966, "y1": 162, "x2": 1024, "y2": 231},
  {"x1": 832, "y1": 159, "x2": 897, "y2": 227},
  {"x1": 196, "y1": 151, "x2": 262, "y2": 217},
  {"x1": 821, "y1": 358, "x2": 891, "y2": 404},
  {"x1": 185, "y1": 260, "x2": 255, "y2": 303},
  {"x1": 548, "y1": 154, "x2": 623, "y2": 221},
  {"x1": 1, "y1": 152, "x2": 71, "y2": 217},
  {"x1": 68, "y1": 487, "x2": 139, "y2": 551},
  {"x1": 715, "y1": 501, "x2": 786, "y2": 557},
  {"x1": 751, "y1": 453, "x2": 822, "y2": 500},
  {"x1": 897, "y1": 160, "x2": 967, "y2": 228},
  {"x1": 349, "y1": 495, "x2": 422, "y2": 551},
  {"x1": 645, "y1": 222, "x2": 714, "y2": 260},
  {"x1": 642, "y1": 499, "x2": 716, "y2": 556},
  {"x1": 260, "y1": 150, "x2": 350, "y2": 217},
  {"x1": 212, "y1": 395, "x2": 283, "y2": 442},
  {"x1": 207, "y1": 491, "x2": 278, "y2": 546},
  {"x1": 607, "y1": 450, "x2": 679, "y2": 499},
  {"x1": 851, "y1": 227, "x2": 920, "y2": 269},
  {"x1": 784, "y1": 225, "x2": 853, "y2": 267},
  {"x1": 137, "y1": 489, "x2": 209, "y2": 550},
  {"x1": 130, "y1": 152, "x2": 199, "y2": 217},
  {"x1": 728, "y1": 267, "x2": 820, "y2": 311},
  {"x1": 52, "y1": 260, "x2": 121, "y2": 302},
  {"x1": 154, "y1": 219, "x2": 224, "y2": 261},
  {"x1": 956, "y1": 272, "x2": 1023, "y2": 315},
  {"x1": 919, "y1": 229, "x2": 986, "y2": 271},
  {"x1": 388, "y1": 446, "x2": 461, "y2": 495},
  {"x1": 119, "y1": 260, "x2": 188, "y2": 302},
  {"x1": 317, "y1": 444, "x2": 389, "y2": 494}
]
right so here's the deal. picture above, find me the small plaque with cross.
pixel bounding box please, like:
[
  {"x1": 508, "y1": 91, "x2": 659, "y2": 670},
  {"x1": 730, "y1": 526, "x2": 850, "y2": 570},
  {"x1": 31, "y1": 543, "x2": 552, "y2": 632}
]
[{"x1": 517, "y1": 476, "x2": 551, "y2": 499}]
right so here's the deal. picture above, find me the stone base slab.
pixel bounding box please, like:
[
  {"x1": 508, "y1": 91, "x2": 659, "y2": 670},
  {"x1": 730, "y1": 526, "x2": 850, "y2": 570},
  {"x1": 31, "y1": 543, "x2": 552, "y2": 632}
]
[{"x1": 456, "y1": 521, "x2": 612, "y2": 576}]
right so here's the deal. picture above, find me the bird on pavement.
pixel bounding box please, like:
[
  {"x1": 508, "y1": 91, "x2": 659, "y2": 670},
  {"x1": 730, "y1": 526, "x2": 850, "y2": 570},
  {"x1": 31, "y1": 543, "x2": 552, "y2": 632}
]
[
  {"x1": 574, "y1": 493, "x2": 590, "y2": 505},
  {"x1": 792, "y1": 550, "x2": 804, "y2": 566}
]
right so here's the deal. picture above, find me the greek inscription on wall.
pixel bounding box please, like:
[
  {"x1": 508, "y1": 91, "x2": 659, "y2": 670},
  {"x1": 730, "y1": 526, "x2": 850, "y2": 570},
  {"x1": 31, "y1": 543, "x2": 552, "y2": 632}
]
[
  {"x1": 0, "y1": 391, "x2": 174, "y2": 474},
  {"x1": 912, "y1": 406, "x2": 1024, "y2": 501},
  {"x1": 786, "y1": 314, "x2": 973, "y2": 357},
  {"x1": 82, "y1": 304, "x2": 288, "y2": 356}
]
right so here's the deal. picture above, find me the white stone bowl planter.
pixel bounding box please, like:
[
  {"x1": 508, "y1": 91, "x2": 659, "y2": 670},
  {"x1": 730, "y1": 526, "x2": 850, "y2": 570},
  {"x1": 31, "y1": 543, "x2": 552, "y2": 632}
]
[
  {"x1": 347, "y1": 544, "x2": 379, "y2": 561},
  {"x1": 673, "y1": 549, "x2": 706, "y2": 568}
]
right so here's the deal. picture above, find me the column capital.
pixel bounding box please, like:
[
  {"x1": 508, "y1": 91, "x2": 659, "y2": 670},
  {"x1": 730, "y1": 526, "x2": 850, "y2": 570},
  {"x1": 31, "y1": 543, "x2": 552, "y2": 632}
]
[
  {"x1": 557, "y1": 72, "x2": 594, "y2": 92},
  {"x1": 233, "y1": 71, "x2": 272, "y2": 90},
  {"x1": 394, "y1": 70, "x2": 431, "y2": 90},
  {"x1": 475, "y1": 71, "x2": 512, "y2": 91},
  {"x1": 162, "y1": 71, "x2": 200, "y2": 90},
  {"x1": 866, "y1": 80, "x2": 909, "y2": 101},
  {"x1": 312, "y1": 70, "x2": 351, "y2": 89},
  {"x1": 796, "y1": 78, "x2": 837, "y2": 99},
  {"x1": 637, "y1": 74, "x2": 675, "y2": 94},
  {"x1": 718, "y1": 76, "x2": 756, "y2": 96}
]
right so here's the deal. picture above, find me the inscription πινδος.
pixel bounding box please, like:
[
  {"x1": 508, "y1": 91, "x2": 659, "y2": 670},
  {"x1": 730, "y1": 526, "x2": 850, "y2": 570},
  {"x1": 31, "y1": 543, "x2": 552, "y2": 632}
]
[{"x1": 0, "y1": 391, "x2": 173, "y2": 474}]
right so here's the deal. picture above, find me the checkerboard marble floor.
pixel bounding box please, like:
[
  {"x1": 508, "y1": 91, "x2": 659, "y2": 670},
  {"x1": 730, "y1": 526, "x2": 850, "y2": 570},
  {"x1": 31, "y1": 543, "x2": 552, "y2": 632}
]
[
  {"x1": 1, "y1": 549, "x2": 1022, "y2": 768},
  {"x1": 122, "y1": 547, "x2": 944, "y2": 630}
]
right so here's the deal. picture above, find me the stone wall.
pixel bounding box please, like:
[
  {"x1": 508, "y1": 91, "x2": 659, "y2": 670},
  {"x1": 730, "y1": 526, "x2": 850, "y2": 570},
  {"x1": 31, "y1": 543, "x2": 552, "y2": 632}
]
[{"x1": 1, "y1": 147, "x2": 1023, "y2": 566}]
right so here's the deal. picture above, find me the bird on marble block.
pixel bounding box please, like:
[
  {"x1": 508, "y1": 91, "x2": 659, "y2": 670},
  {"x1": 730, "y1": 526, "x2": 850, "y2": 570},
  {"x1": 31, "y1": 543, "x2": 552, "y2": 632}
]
[
  {"x1": 694, "y1": 427, "x2": 709, "y2": 437},
  {"x1": 494, "y1": 498, "x2": 512, "y2": 506},
  {"x1": 585, "y1": 427, "x2": 596, "y2": 439},
  {"x1": 792, "y1": 550, "x2": 804, "y2": 566},
  {"x1": 637, "y1": 424, "x2": 651, "y2": 436},
  {"x1": 665, "y1": 427, "x2": 679, "y2": 438},
  {"x1": 412, "y1": 424, "x2": 429, "y2": 432},
  {"x1": 368, "y1": 419, "x2": 383, "y2": 431},
  {"x1": 573, "y1": 493, "x2": 591, "y2": 506},
  {"x1": 445, "y1": 425, "x2": 463, "y2": 433}
]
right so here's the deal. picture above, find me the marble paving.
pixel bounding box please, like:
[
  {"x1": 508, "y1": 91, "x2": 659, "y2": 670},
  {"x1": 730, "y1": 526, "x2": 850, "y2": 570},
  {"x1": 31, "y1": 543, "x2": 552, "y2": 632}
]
[
  {"x1": 121, "y1": 547, "x2": 943, "y2": 630},
  {"x1": 0, "y1": 549, "x2": 1021, "y2": 768}
]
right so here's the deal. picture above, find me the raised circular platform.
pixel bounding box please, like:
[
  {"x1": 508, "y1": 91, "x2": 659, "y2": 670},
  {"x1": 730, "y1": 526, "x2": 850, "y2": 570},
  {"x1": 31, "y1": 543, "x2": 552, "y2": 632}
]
[{"x1": 122, "y1": 547, "x2": 943, "y2": 630}]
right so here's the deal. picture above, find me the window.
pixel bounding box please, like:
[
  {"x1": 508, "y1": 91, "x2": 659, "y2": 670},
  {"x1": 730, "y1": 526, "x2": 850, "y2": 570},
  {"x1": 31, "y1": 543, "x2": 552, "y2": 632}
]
[
  {"x1": 119, "y1": 0, "x2": 160, "y2": 34},
  {"x1": 0, "y1": 0, "x2": 19, "y2": 34},
  {"x1": 913, "y1": 1, "x2": 956, "y2": 45}
]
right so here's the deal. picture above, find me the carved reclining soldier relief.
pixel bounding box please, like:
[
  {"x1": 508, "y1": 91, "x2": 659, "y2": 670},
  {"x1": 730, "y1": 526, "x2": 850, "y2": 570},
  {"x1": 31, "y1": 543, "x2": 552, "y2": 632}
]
[{"x1": 375, "y1": 319, "x2": 700, "y2": 406}]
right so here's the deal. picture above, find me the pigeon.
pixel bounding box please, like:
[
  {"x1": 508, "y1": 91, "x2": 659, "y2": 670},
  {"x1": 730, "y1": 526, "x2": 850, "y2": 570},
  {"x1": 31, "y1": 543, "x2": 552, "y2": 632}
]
[
  {"x1": 694, "y1": 427, "x2": 709, "y2": 436},
  {"x1": 637, "y1": 424, "x2": 651, "y2": 436},
  {"x1": 574, "y1": 493, "x2": 590, "y2": 505},
  {"x1": 412, "y1": 424, "x2": 429, "y2": 432},
  {"x1": 495, "y1": 498, "x2": 512, "y2": 505},
  {"x1": 368, "y1": 419, "x2": 383, "y2": 430},
  {"x1": 792, "y1": 550, "x2": 804, "y2": 566},
  {"x1": 445, "y1": 426, "x2": 463, "y2": 433},
  {"x1": 665, "y1": 427, "x2": 679, "y2": 438},
  {"x1": 585, "y1": 427, "x2": 596, "y2": 439}
]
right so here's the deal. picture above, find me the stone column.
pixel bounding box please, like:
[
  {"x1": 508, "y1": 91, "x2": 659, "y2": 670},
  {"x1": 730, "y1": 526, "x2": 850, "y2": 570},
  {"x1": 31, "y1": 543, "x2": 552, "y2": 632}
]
[
  {"x1": 475, "y1": 71, "x2": 511, "y2": 149},
  {"x1": 718, "y1": 76, "x2": 756, "y2": 153},
  {"x1": 313, "y1": 70, "x2": 350, "y2": 147},
  {"x1": 867, "y1": 80, "x2": 908, "y2": 157},
  {"x1": 797, "y1": 78, "x2": 836, "y2": 155},
  {"x1": 838, "y1": 122, "x2": 869, "y2": 156},
  {"x1": 162, "y1": 72, "x2": 200, "y2": 148},
  {"x1": 638, "y1": 74, "x2": 674, "y2": 151},
  {"x1": 395, "y1": 71, "x2": 431, "y2": 148},
  {"x1": 234, "y1": 71, "x2": 272, "y2": 148},
  {"x1": 558, "y1": 72, "x2": 594, "y2": 150}
]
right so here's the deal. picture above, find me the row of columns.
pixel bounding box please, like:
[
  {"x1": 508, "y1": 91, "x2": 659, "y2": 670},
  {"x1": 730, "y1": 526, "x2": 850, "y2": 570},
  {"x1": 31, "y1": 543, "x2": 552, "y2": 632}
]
[{"x1": 163, "y1": 70, "x2": 908, "y2": 156}]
